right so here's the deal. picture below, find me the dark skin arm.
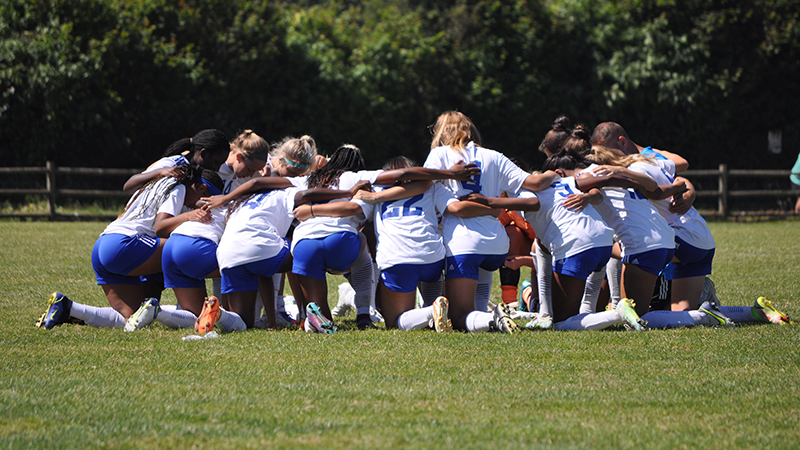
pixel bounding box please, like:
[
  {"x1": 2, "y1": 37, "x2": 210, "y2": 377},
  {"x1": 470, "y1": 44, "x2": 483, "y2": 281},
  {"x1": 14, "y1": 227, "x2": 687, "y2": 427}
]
[
  {"x1": 459, "y1": 193, "x2": 540, "y2": 212},
  {"x1": 373, "y1": 162, "x2": 480, "y2": 185},
  {"x1": 445, "y1": 200, "x2": 502, "y2": 218},
  {"x1": 294, "y1": 182, "x2": 371, "y2": 206},
  {"x1": 123, "y1": 166, "x2": 185, "y2": 194},
  {"x1": 201, "y1": 177, "x2": 294, "y2": 210},
  {"x1": 575, "y1": 173, "x2": 646, "y2": 193},
  {"x1": 293, "y1": 201, "x2": 364, "y2": 222}
]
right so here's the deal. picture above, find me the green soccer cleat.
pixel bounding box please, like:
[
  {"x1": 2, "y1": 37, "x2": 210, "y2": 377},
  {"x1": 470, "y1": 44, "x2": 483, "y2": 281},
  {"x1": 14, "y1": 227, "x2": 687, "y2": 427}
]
[
  {"x1": 752, "y1": 297, "x2": 791, "y2": 325},
  {"x1": 700, "y1": 299, "x2": 735, "y2": 328},
  {"x1": 616, "y1": 298, "x2": 647, "y2": 331}
]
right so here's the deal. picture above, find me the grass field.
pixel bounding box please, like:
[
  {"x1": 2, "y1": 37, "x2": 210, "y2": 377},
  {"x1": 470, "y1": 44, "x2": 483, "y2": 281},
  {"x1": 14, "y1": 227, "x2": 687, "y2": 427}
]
[{"x1": 1, "y1": 221, "x2": 799, "y2": 449}]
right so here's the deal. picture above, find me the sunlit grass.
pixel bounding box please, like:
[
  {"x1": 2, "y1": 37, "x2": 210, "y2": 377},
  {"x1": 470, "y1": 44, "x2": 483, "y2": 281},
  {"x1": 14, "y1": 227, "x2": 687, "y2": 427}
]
[{"x1": 1, "y1": 221, "x2": 798, "y2": 449}]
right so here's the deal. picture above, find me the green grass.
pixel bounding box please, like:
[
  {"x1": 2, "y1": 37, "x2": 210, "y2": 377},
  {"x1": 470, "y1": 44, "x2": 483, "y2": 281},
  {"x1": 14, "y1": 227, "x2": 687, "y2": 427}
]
[{"x1": 1, "y1": 221, "x2": 799, "y2": 449}]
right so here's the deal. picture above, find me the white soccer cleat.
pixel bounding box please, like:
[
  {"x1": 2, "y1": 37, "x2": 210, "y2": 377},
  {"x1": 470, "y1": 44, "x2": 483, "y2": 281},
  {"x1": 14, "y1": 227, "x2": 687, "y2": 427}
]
[{"x1": 124, "y1": 298, "x2": 160, "y2": 332}]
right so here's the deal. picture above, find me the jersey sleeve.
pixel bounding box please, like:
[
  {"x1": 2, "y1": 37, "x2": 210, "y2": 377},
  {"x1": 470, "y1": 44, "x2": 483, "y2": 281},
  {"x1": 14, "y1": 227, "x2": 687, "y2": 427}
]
[
  {"x1": 157, "y1": 184, "x2": 186, "y2": 217},
  {"x1": 432, "y1": 183, "x2": 459, "y2": 214},
  {"x1": 497, "y1": 153, "x2": 531, "y2": 195}
]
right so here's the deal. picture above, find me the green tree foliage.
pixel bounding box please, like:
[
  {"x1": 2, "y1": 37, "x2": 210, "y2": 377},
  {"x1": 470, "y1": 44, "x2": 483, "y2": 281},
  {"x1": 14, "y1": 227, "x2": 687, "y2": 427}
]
[{"x1": 0, "y1": 0, "x2": 797, "y2": 172}]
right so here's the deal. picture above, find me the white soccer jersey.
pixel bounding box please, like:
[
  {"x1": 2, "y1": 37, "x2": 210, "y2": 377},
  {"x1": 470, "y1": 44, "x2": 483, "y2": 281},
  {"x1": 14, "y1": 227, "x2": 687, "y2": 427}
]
[
  {"x1": 142, "y1": 155, "x2": 190, "y2": 173},
  {"x1": 170, "y1": 206, "x2": 227, "y2": 244},
  {"x1": 290, "y1": 171, "x2": 381, "y2": 250},
  {"x1": 521, "y1": 177, "x2": 614, "y2": 261},
  {"x1": 423, "y1": 141, "x2": 530, "y2": 256},
  {"x1": 371, "y1": 183, "x2": 459, "y2": 270},
  {"x1": 629, "y1": 156, "x2": 715, "y2": 250},
  {"x1": 579, "y1": 164, "x2": 674, "y2": 257},
  {"x1": 216, "y1": 187, "x2": 300, "y2": 270},
  {"x1": 102, "y1": 177, "x2": 186, "y2": 237}
]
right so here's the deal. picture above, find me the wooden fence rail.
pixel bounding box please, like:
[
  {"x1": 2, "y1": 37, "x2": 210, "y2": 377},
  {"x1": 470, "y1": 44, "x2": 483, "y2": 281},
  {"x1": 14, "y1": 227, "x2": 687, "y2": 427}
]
[{"x1": 0, "y1": 162, "x2": 798, "y2": 220}]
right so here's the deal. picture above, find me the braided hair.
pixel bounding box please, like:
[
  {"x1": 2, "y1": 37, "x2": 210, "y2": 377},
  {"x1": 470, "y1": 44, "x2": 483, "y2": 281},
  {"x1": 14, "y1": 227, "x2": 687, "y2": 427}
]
[
  {"x1": 119, "y1": 164, "x2": 198, "y2": 221},
  {"x1": 306, "y1": 144, "x2": 365, "y2": 189}
]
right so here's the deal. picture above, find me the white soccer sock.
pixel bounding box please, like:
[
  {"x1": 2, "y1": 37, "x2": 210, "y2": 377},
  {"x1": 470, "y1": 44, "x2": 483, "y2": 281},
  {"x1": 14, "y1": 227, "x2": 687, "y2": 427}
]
[
  {"x1": 719, "y1": 306, "x2": 756, "y2": 323},
  {"x1": 465, "y1": 310, "x2": 493, "y2": 332},
  {"x1": 155, "y1": 305, "x2": 196, "y2": 329},
  {"x1": 536, "y1": 247, "x2": 553, "y2": 317},
  {"x1": 418, "y1": 278, "x2": 443, "y2": 308},
  {"x1": 349, "y1": 246, "x2": 375, "y2": 316},
  {"x1": 69, "y1": 302, "x2": 126, "y2": 328},
  {"x1": 641, "y1": 310, "x2": 706, "y2": 329},
  {"x1": 607, "y1": 258, "x2": 622, "y2": 307},
  {"x1": 397, "y1": 306, "x2": 434, "y2": 331},
  {"x1": 216, "y1": 308, "x2": 247, "y2": 332},
  {"x1": 580, "y1": 267, "x2": 605, "y2": 314},
  {"x1": 554, "y1": 310, "x2": 622, "y2": 331},
  {"x1": 474, "y1": 268, "x2": 493, "y2": 312}
]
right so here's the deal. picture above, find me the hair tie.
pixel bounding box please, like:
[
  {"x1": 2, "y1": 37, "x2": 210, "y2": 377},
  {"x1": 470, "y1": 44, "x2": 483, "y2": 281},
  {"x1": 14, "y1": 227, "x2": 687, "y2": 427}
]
[{"x1": 283, "y1": 157, "x2": 309, "y2": 169}]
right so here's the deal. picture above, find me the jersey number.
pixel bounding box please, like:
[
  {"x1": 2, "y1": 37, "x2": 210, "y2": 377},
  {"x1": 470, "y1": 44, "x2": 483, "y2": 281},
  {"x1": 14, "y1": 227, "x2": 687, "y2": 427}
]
[
  {"x1": 381, "y1": 194, "x2": 424, "y2": 219},
  {"x1": 459, "y1": 160, "x2": 482, "y2": 194}
]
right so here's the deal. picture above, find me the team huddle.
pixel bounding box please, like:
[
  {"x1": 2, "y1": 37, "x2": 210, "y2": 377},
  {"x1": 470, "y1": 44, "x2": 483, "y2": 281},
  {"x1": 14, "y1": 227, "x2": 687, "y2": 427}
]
[{"x1": 35, "y1": 111, "x2": 791, "y2": 336}]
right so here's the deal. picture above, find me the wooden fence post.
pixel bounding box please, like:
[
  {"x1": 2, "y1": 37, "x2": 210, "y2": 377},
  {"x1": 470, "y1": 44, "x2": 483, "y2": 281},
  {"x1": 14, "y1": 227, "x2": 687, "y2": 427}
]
[
  {"x1": 719, "y1": 163, "x2": 728, "y2": 217},
  {"x1": 46, "y1": 161, "x2": 57, "y2": 220}
]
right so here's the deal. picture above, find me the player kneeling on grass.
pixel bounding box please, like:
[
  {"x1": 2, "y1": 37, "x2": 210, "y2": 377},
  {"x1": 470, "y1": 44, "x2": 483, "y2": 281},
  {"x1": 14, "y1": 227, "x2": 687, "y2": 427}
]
[{"x1": 36, "y1": 167, "x2": 221, "y2": 331}]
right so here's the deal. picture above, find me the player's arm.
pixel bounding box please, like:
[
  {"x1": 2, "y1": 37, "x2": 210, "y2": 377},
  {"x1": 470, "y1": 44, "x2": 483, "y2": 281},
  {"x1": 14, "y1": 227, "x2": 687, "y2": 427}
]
[
  {"x1": 374, "y1": 163, "x2": 479, "y2": 185},
  {"x1": 123, "y1": 167, "x2": 184, "y2": 194},
  {"x1": 575, "y1": 173, "x2": 646, "y2": 194},
  {"x1": 293, "y1": 201, "x2": 363, "y2": 222},
  {"x1": 522, "y1": 171, "x2": 559, "y2": 192},
  {"x1": 353, "y1": 181, "x2": 432, "y2": 204},
  {"x1": 458, "y1": 193, "x2": 540, "y2": 212},
  {"x1": 202, "y1": 177, "x2": 294, "y2": 209}
]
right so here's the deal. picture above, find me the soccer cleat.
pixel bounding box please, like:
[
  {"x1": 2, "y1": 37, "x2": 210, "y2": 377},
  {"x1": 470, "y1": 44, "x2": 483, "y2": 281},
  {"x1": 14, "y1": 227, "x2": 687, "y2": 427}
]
[
  {"x1": 752, "y1": 296, "x2": 791, "y2": 324},
  {"x1": 124, "y1": 298, "x2": 160, "y2": 332},
  {"x1": 356, "y1": 313, "x2": 377, "y2": 330},
  {"x1": 491, "y1": 302, "x2": 519, "y2": 333},
  {"x1": 332, "y1": 282, "x2": 355, "y2": 317},
  {"x1": 616, "y1": 298, "x2": 647, "y2": 331},
  {"x1": 518, "y1": 280, "x2": 533, "y2": 312},
  {"x1": 195, "y1": 296, "x2": 221, "y2": 335},
  {"x1": 306, "y1": 302, "x2": 338, "y2": 334},
  {"x1": 525, "y1": 314, "x2": 553, "y2": 330},
  {"x1": 36, "y1": 292, "x2": 74, "y2": 330},
  {"x1": 699, "y1": 277, "x2": 719, "y2": 306},
  {"x1": 700, "y1": 300, "x2": 735, "y2": 328},
  {"x1": 432, "y1": 296, "x2": 453, "y2": 333}
]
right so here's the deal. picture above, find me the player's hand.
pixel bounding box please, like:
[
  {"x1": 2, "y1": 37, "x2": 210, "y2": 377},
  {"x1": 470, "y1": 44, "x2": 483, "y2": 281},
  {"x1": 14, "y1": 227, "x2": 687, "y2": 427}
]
[
  {"x1": 353, "y1": 189, "x2": 379, "y2": 204},
  {"x1": 562, "y1": 193, "x2": 590, "y2": 211},
  {"x1": 459, "y1": 192, "x2": 489, "y2": 205},
  {"x1": 292, "y1": 204, "x2": 313, "y2": 222},
  {"x1": 503, "y1": 256, "x2": 526, "y2": 270},
  {"x1": 184, "y1": 208, "x2": 212, "y2": 223},
  {"x1": 200, "y1": 195, "x2": 228, "y2": 210},
  {"x1": 350, "y1": 180, "x2": 372, "y2": 195},
  {"x1": 449, "y1": 160, "x2": 480, "y2": 182}
]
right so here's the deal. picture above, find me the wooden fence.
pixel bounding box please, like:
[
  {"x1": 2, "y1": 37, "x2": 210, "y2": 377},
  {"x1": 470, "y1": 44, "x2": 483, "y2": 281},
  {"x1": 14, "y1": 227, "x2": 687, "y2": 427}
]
[{"x1": 0, "y1": 162, "x2": 798, "y2": 220}]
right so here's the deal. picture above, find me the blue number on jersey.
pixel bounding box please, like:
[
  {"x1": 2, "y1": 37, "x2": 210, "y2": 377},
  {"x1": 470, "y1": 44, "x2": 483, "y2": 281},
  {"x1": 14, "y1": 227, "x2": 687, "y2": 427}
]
[
  {"x1": 627, "y1": 188, "x2": 647, "y2": 201},
  {"x1": 660, "y1": 167, "x2": 674, "y2": 183},
  {"x1": 459, "y1": 161, "x2": 482, "y2": 194},
  {"x1": 381, "y1": 194, "x2": 424, "y2": 219},
  {"x1": 554, "y1": 181, "x2": 575, "y2": 199}
]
